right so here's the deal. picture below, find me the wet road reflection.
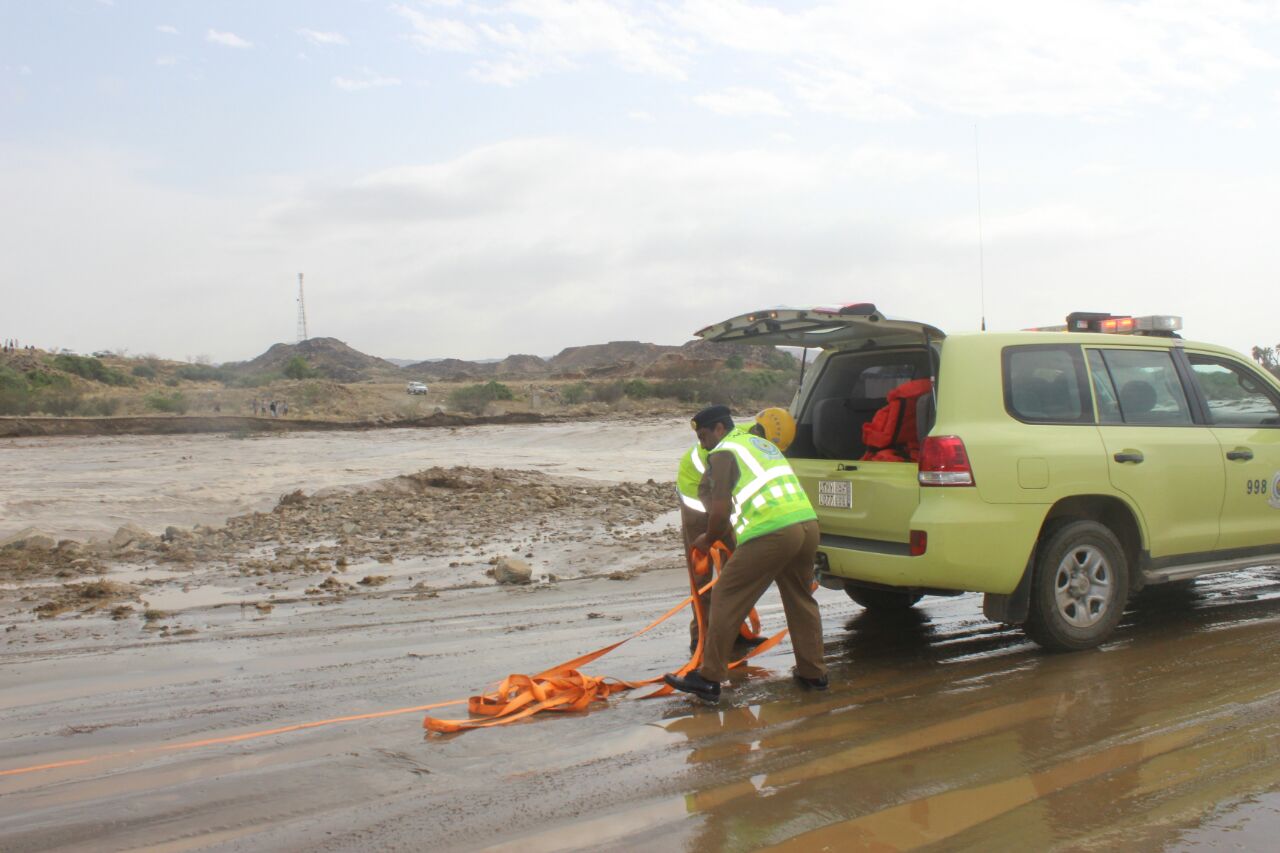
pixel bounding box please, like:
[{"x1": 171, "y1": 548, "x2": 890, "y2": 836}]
[
  {"x1": 643, "y1": 567, "x2": 1280, "y2": 852},
  {"x1": 5, "y1": 563, "x2": 1280, "y2": 851}
]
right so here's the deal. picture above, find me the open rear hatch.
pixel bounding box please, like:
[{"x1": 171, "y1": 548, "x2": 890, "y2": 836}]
[
  {"x1": 694, "y1": 303, "x2": 944, "y2": 350},
  {"x1": 697, "y1": 304, "x2": 946, "y2": 560}
]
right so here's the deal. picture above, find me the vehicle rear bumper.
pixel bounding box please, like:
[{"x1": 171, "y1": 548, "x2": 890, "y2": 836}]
[{"x1": 816, "y1": 496, "x2": 1043, "y2": 594}]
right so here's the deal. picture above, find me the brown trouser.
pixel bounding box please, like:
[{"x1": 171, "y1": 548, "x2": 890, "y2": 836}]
[{"x1": 700, "y1": 519, "x2": 824, "y2": 682}]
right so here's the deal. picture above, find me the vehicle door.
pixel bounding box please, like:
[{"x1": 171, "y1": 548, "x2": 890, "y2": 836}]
[
  {"x1": 1181, "y1": 351, "x2": 1280, "y2": 552},
  {"x1": 1086, "y1": 347, "x2": 1224, "y2": 558}
]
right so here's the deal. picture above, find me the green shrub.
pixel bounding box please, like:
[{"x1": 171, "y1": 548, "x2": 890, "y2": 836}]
[
  {"x1": 52, "y1": 354, "x2": 133, "y2": 386},
  {"x1": 145, "y1": 391, "x2": 189, "y2": 414},
  {"x1": 0, "y1": 365, "x2": 25, "y2": 391},
  {"x1": 643, "y1": 370, "x2": 796, "y2": 408},
  {"x1": 36, "y1": 390, "x2": 84, "y2": 416},
  {"x1": 131, "y1": 363, "x2": 157, "y2": 379},
  {"x1": 724, "y1": 354, "x2": 744, "y2": 370},
  {"x1": 622, "y1": 379, "x2": 654, "y2": 399},
  {"x1": 762, "y1": 348, "x2": 798, "y2": 371},
  {"x1": 175, "y1": 363, "x2": 233, "y2": 383},
  {"x1": 592, "y1": 380, "x2": 626, "y2": 404},
  {"x1": 448, "y1": 380, "x2": 514, "y2": 414},
  {"x1": 83, "y1": 397, "x2": 122, "y2": 416},
  {"x1": 0, "y1": 386, "x2": 32, "y2": 415},
  {"x1": 283, "y1": 356, "x2": 316, "y2": 380},
  {"x1": 560, "y1": 382, "x2": 588, "y2": 405},
  {"x1": 26, "y1": 370, "x2": 71, "y2": 390}
]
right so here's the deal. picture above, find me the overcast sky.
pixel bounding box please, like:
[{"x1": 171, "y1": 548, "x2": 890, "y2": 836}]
[{"x1": 3, "y1": 1, "x2": 1279, "y2": 363}]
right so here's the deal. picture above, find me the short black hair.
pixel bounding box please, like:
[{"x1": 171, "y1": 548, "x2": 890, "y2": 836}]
[{"x1": 691, "y1": 404, "x2": 734, "y2": 431}]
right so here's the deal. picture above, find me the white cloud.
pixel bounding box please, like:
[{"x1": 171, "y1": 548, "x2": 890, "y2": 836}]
[
  {"x1": 389, "y1": 0, "x2": 1280, "y2": 114},
  {"x1": 155, "y1": 56, "x2": 180, "y2": 67},
  {"x1": 694, "y1": 87, "x2": 788, "y2": 117},
  {"x1": 787, "y1": 67, "x2": 916, "y2": 122},
  {"x1": 156, "y1": 24, "x2": 179, "y2": 35},
  {"x1": 333, "y1": 69, "x2": 402, "y2": 91},
  {"x1": 393, "y1": 5, "x2": 480, "y2": 52},
  {"x1": 627, "y1": 110, "x2": 654, "y2": 122},
  {"x1": 674, "y1": 0, "x2": 1280, "y2": 119},
  {"x1": 298, "y1": 28, "x2": 349, "y2": 47},
  {"x1": 394, "y1": 0, "x2": 689, "y2": 84},
  {"x1": 206, "y1": 29, "x2": 252, "y2": 49},
  {"x1": 6, "y1": 137, "x2": 1279, "y2": 362}
]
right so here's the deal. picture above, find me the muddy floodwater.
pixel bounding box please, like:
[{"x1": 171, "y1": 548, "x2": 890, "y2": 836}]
[
  {"x1": 3, "y1": 420, "x2": 1280, "y2": 851},
  {"x1": 0, "y1": 418, "x2": 691, "y2": 541}
]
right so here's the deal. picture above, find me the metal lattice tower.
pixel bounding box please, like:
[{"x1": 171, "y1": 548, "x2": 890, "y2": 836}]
[{"x1": 296, "y1": 273, "x2": 309, "y2": 343}]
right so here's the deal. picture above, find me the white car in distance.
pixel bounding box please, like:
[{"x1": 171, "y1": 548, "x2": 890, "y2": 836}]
[{"x1": 406, "y1": 381, "x2": 429, "y2": 395}]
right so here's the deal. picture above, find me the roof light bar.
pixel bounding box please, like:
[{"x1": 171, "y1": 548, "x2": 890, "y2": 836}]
[{"x1": 1026, "y1": 312, "x2": 1183, "y2": 336}]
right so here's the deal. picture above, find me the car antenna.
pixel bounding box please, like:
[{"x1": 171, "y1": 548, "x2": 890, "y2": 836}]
[{"x1": 974, "y1": 124, "x2": 987, "y2": 332}]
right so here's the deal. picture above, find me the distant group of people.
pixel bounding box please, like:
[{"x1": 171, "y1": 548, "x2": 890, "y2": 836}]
[
  {"x1": 2, "y1": 339, "x2": 33, "y2": 353},
  {"x1": 252, "y1": 398, "x2": 289, "y2": 417}
]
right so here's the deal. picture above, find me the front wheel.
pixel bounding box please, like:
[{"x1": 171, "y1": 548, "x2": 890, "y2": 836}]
[
  {"x1": 845, "y1": 585, "x2": 923, "y2": 611},
  {"x1": 1024, "y1": 520, "x2": 1129, "y2": 651}
]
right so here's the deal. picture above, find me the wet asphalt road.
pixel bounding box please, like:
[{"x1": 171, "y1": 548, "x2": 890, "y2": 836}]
[{"x1": 4, "y1": 563, "x2": 1280, "y2": 851}]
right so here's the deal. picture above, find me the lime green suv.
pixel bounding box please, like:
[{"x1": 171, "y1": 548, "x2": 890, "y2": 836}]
[{"x1": 697, "y1": 306, "x2": 1280, "y2": 650}]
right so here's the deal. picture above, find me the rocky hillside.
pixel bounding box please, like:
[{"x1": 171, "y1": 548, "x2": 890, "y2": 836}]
[
  {"x1": 405, "y1": 339, "x2": 794, "y2": 381},
  {"x1": 229, "y1": 338, "x2": 402, "y2": 382}
]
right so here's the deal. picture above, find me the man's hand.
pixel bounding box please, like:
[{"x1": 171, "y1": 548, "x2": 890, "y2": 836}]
[{"x1": 690, "y1": 532, "x2": 710, "y2": 556}]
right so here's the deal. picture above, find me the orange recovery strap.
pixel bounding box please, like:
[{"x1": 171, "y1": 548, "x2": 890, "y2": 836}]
[{"x1": 422, "y1": 542, "x2": 789, "y2": 733}]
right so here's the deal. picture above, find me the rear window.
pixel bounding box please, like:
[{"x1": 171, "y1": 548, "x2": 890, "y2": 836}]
[
  {"x1": 854, "y1": 363, "x2": 919, "y2": 398},
  {"x1": 1003, "y1": 345, "x2": 1090, "y2": 423}
]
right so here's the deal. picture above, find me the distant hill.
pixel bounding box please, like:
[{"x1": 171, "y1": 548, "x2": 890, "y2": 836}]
[
  {"x1": 548, "y1": 341, "x2": 679, "y2": 372},
  {"x1": 215, "y1": 333, "x2": 803, "y2": 384},
  {"x1": 229, "y1": 337, "x2": 402, "y2": 382}
]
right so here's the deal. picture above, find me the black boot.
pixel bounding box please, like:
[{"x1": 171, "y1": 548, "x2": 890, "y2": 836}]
[
  {"x1": 792, "y1": 667, "x2": 829, "y2": 691},
  {"x1": 663, "y1": 670, "x2": 722, "y2": 702}
]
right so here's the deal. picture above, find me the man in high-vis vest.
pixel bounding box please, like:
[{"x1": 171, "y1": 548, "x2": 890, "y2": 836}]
[
  {"x1": 665, "y1": 405, "x2": 826, "y2": 703},
  {"x1": 677, "y1": 419, "x2": 766, "y2": 653}
]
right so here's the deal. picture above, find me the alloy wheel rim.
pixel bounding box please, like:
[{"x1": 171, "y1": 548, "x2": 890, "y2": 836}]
[{"x1": 1053, "y1": 544, "x2": 1112, "y2": 628}]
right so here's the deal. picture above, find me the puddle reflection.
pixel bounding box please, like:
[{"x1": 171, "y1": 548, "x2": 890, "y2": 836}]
[{"x1": 658, "y1": 571, "x2": 1280, "y2": 851}]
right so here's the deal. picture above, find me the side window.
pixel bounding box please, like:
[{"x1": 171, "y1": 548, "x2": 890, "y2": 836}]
[
  {"x1": 1098, "y1": 349, "x2": 1193, "y2": 425},
  {"x1": 1003, "y1": 345, "x2": 1090, "y2": 423},
  {"x1": 1187, "y1": 355, "x2": 1280, "y2": 427},
  {"x1": 1086, "y1": 350, "x2": 1122, "y2": 424}
]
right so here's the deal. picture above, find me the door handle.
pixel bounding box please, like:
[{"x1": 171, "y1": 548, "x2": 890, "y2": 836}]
[
  {"x1": 1113, "y1": 451, "x2": 1144, "y2": 464},
  {"x1": 1226, "y1": 448, "x2": 1254, "y2": 461}
]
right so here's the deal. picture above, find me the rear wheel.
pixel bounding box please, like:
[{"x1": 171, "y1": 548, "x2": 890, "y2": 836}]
[
  {"x1": 845, "y1": 585, "x2": 923, "y2": 611},
  {"x1": 1024, "y1": 520, "x2": 1129, "y2": 651}
]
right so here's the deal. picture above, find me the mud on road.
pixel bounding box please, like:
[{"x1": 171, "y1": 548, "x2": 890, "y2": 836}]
[{"x1": 4, "y1": 422, "x2": 1280, "y2": 851}]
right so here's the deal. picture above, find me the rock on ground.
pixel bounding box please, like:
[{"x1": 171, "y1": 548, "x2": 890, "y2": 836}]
[
  {"x1": 494, "y1": 557, "x2": 533, "y2": 585},
  {"x1": 0, "y1": 527, "x2": 57, "y2": 551}
]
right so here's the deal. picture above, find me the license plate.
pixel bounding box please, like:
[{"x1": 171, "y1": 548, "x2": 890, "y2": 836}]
[{"x1": 818, "y1": 480, "x2": 852, "y2": 509}]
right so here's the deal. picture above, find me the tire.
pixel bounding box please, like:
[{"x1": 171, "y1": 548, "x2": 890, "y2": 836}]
[
  {"x1": 1024, "y1": 520, "x2": 1130, "y2": 651},
  {"x1": 845, "y1": 585, "x2": 923, "y2": 611}
]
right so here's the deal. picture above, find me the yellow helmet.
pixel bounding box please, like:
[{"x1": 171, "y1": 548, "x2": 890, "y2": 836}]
[{"x1": 754, "y1": 407, "x2": 796, "y2": 452}]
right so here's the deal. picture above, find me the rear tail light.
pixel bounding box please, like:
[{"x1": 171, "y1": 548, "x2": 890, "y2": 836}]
[
  {"x1": 909, "y1": 530, "x2": 927, "y2": 556},
  {"x1": 918, "y1": 435, "x2": 975, "y2": 486}
]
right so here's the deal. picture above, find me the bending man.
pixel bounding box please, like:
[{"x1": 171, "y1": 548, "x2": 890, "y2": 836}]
[{"x1": 665, "y1": 405, "x2": 826, "y2": 702}]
